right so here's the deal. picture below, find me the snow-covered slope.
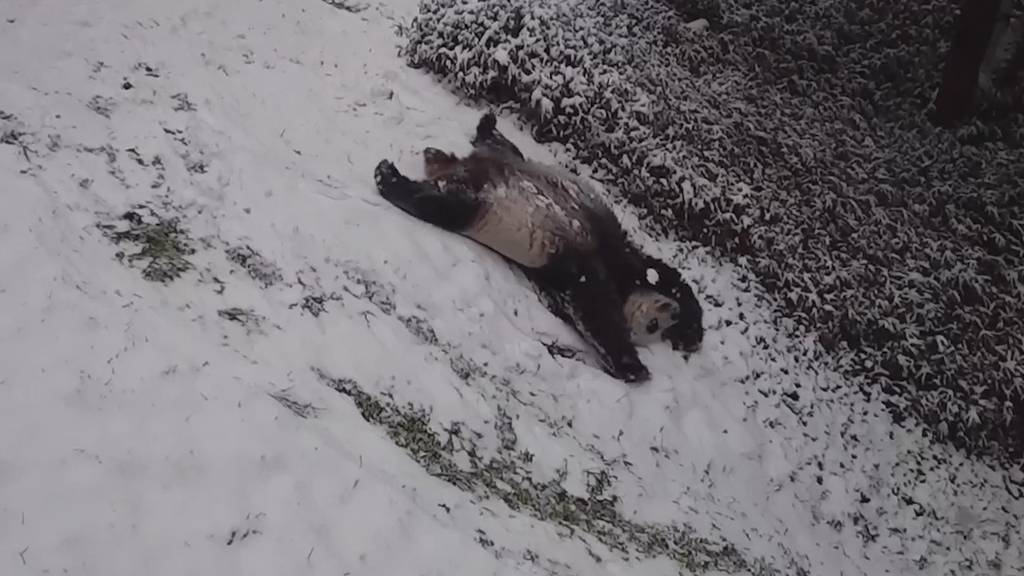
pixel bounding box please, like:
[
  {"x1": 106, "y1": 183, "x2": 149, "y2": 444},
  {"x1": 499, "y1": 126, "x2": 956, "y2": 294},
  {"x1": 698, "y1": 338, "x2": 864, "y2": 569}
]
[{"x1": 0, "y1": 0, "x2": 1021, "y2": 575}]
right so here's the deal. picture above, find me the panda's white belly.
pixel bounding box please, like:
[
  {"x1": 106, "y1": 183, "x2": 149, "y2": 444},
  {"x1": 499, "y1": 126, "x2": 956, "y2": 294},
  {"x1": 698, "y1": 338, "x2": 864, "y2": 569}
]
[{"x1": 465, "y1": 178, "x2": 587, "y2": 268}]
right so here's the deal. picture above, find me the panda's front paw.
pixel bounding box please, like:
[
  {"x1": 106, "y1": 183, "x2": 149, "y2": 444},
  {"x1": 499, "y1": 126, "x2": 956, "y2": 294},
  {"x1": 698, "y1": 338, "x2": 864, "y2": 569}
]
[
  {"x1": 612, "y1": 356, "x2": 651, "y2": 384},
  {"x1": 374, "y1": 159, "x2": 401, "y2": 193}
]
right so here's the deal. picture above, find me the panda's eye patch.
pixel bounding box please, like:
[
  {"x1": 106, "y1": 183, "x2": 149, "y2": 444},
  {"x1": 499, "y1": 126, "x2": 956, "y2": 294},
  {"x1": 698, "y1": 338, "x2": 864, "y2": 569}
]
[{"x1": 646, "y1": 319, "x2": 660, "y2": 334}]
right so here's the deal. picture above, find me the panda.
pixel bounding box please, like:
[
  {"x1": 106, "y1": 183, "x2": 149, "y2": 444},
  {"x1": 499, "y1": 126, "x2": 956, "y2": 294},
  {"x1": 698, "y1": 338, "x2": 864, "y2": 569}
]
[{"x1": 373, "y1": 112, "x2": 703, "y2": 383}]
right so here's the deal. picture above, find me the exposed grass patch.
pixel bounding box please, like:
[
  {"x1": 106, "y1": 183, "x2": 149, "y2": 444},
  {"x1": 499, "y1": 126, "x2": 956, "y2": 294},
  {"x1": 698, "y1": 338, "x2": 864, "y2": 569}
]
[
  {"x1": 289, "y1": 292, "x2": 344, "y2": 317},
  {"x1": 268, "y1": 389, "x2": 322, "y2": 419},
  {"x1": 86, "y1": 95, "x2": 116, "y2": 118},
  {"x1": 314, "y1": 367, "x2": 784, "y2": 575},
  {"x1": 217, "y1": 306, "x2": 267, "y2": 334},
  {"x1": 225, "y1": 244, "x2": 284, "y2": 288},
  {"x1": 97, "y1": 203, "x2": 196, "y2": 283}
]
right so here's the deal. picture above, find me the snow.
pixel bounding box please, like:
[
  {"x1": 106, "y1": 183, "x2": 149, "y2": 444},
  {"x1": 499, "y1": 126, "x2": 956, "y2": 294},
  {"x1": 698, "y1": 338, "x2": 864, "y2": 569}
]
[
  {"x1": 0, "y1": 0, "x2": 1021, "y2": 575},
  {"x1": 404, "y1": 0, "x2": 1024, "y2": 462},
  {"x1": 646, "y1": 268, "x2": 660, "y2": 285}
]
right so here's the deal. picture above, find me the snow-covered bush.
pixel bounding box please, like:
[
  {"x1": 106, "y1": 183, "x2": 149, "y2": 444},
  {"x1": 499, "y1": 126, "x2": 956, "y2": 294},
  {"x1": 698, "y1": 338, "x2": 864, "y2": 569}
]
[{"x1": 402, "y1": 0, "x2": 1024, "y2": 463}]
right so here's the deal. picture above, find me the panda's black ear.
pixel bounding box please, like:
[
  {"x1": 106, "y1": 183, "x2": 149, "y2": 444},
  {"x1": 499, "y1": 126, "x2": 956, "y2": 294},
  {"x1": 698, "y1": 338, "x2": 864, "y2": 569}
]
[{"x1": 674, "y1": 280, "x2": 696, "y2": 301}]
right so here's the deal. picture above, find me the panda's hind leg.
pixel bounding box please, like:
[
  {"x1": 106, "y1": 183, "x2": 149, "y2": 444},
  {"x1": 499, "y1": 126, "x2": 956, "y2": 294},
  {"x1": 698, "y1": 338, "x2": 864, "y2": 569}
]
[
  {"x1": 536, "y1": 250, "x2": 651, "y2": 383},
  {"x1": 471, "y1": 112, "x2": 525, "y2": 161},
  {"x1": 374, "y1": 160, "x2": 480, "y2": 232}
]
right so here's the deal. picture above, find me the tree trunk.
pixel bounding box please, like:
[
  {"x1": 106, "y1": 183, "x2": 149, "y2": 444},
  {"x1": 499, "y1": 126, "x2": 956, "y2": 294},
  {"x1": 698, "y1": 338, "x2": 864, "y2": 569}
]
[{"x1": 933, "y1": 0, "x2": 1002, "y2": 127}]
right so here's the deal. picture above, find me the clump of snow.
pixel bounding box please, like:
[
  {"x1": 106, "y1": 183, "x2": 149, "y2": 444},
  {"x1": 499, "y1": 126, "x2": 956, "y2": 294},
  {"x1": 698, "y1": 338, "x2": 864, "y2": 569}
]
[
  {"x1": 1, "y1": 1, "x2": 1022, "y2": 576},
  {"x1": 401, "y1": 0, "x2": 1024, "y2": 465},
  {"x1": 646, "y1": 267, "x2": 660, "y2": 285}
]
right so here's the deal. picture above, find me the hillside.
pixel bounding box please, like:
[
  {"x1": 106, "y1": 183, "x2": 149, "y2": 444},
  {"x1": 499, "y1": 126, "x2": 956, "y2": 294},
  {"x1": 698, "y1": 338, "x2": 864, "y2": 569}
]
[
  {"x1": 0, "y1": 0, "x2": 1021, "y2": 575},
  {"x1": 401, "y1": 0, "x2": 1024, "y2": 462}
]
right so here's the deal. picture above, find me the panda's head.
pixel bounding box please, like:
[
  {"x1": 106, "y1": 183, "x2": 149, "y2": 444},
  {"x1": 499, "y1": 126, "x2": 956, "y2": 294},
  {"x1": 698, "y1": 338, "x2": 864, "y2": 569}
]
[{"x1": 625, "y1": 259, "x2": 704, "y2": 353}]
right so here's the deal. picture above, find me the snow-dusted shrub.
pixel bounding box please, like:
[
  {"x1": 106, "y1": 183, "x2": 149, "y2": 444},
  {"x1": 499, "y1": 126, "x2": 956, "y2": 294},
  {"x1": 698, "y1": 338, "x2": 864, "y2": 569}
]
[{"x1": 402, "y1": 0, "x2": 1024, "y2": 463}]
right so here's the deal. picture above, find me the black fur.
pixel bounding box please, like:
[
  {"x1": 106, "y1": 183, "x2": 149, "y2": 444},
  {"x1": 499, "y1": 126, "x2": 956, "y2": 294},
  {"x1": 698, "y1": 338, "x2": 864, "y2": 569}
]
[
  {"x1": 569, "y1": 185, "x2": 704, "y2": 353},
  {"x1": 471, "y1": 112, "x2": 525, "y2": 160},
  {"x1": 373, "y1": 112, "x2": 703, "y2": 383},
  {"x1": 639, "y1": 255, "x2": 704, "y2": 351},
  {"x1": 374, "y1": 160, "x2": 481, "y2": 232},
  {"x1": 524, "y1": 248, "x2": 650, "y2": 382}
]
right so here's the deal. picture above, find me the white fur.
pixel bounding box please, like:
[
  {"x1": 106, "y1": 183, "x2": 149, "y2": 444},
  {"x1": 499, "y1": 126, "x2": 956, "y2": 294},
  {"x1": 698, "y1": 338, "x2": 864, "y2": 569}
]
[
  {"x1": 468, "y1": 180, "x2": 557, "y2": 267},
  {"x1": 463, "y1": 159, "x2": 602, "y2": 268},
  {"x1": 623, "y1": 290, "x2": 679, "y2": 344}
]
